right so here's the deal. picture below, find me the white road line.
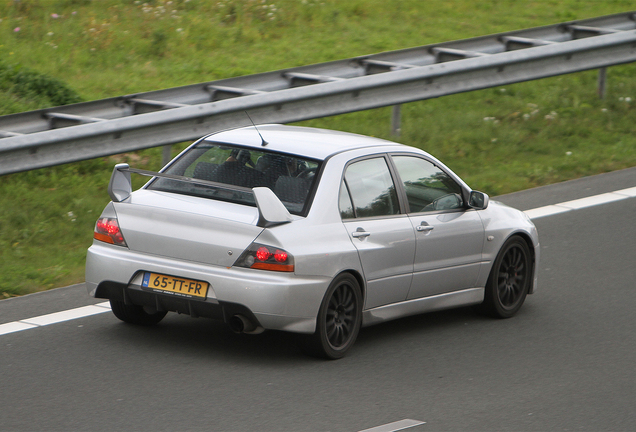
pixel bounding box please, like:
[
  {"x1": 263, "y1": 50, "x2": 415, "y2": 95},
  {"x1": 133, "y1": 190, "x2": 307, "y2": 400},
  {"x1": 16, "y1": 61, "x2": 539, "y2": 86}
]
[
  {"x1": 524, "y1": 186, "x2": 636, "y2": 219},
  {"x1": 0, "y1": 321, "x2": 38, "y2": 335},
  {"x1": 21, "y1": 304, "x2": 111, "y2": 326},
  {"x1": 358, "y1": 419, "x2": 426, "y2": 432},
  {"x1": 0, "y1": 302, "x2": 111, "y2": 336},
  {"x1": 1, "y1": 185, "x2": 635, "y2": 337}
]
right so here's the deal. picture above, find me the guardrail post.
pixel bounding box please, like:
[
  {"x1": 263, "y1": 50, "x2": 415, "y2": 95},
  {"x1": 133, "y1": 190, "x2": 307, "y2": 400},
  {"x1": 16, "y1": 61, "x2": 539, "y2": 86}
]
[
  {"x1": 392, "y1": 105, "x2": 402, "y2": 137},
  {"x1": 598, "y1": 67, "x2": 607, "y2": 99},
  {"x1": 162, "y1": 144, "x2": 172, "y2": 167}
]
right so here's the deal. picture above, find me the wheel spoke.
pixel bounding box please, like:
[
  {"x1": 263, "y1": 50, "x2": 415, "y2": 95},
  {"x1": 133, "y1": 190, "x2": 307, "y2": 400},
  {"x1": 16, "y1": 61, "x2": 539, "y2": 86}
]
[
  {"x1": 332, "y1": 288, "x2": 342, "y2": 305},
  {"x1": 326, "y1": 323, "x2": 337, "y2": 339},
  {"x1": 507, "y1": 249, "x2": 515, "y2": 264},
  {"x1": 328, "y1": 296, "x2": 338, "y2": 311},
  {"x1": 335, "y1": 326, "x2": 345, "y2": 346},
  {"x1": 500, "y1": 287, "x2": 510, "y2": 305},
  {"x1": 342, "y1": 287, "x2": 352, "y2": 306}
]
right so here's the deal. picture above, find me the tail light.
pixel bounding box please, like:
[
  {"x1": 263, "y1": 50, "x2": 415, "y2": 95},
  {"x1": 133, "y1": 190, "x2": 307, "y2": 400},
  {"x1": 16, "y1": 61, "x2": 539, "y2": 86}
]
[
  {"x1": 94, "y1": 217, "x2": 127, "y2": 247},
  {"x1": 234, "y1": 243, "x2": 294, "y2": 272}
]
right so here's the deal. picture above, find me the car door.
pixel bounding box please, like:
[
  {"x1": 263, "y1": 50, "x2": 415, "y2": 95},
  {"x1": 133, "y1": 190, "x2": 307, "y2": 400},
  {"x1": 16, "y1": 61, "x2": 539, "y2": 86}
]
[
  {"x1": 340, "y1": 156, "x2": 416, "y2": 309},
  {"x1": 390, "y1": 155, "x2": 485, "y2": 299}
]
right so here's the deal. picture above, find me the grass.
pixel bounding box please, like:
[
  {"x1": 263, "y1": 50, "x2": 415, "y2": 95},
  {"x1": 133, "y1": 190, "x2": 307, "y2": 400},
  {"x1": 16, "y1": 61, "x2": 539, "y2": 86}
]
[{"x1": 1, "y1": 0, "x2": 636, "y2": 297}]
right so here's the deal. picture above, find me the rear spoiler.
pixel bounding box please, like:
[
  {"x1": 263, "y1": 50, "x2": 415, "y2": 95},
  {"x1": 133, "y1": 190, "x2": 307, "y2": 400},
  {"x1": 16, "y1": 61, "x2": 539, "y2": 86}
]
[{"x1": 108, "y1": 163, "x2": 292, "y2": 228}]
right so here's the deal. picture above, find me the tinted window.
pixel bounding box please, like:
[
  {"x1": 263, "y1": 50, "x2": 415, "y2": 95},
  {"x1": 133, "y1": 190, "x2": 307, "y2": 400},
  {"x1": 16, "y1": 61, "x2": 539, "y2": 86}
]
[
  {"x1": 148, "y1": 142, "x2": 320, "y2": 215},
  {"x1": 392, "y1": 156, "x2": 463, "y2": 213},
  {"x1": 343, "y1": 158, "x2": 400, "y2": 218}
]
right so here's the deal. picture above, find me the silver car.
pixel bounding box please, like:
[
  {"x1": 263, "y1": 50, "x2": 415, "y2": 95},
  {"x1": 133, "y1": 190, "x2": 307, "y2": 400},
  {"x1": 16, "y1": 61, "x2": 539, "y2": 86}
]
[{"x1": 86, "y1": 124, "x2": 539, "y2": 359}]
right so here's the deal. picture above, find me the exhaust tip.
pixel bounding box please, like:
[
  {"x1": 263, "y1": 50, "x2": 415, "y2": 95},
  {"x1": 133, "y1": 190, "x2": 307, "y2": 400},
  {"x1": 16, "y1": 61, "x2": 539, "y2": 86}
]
[
  {"x1": 228, "y1": 315, "x2": 264, "y2": 334},
  {"x1": 228, "y1": 315, "x2": 247, "y2": 333}
]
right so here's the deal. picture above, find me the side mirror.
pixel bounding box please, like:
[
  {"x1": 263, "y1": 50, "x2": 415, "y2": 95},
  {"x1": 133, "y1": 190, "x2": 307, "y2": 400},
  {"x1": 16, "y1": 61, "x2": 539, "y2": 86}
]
[
  {"x1": 108, "y1": 163, "x2": 132, "y2": 202},
  {"x1": 468, "y1": 191, "x2": 489, "y2": 210}
]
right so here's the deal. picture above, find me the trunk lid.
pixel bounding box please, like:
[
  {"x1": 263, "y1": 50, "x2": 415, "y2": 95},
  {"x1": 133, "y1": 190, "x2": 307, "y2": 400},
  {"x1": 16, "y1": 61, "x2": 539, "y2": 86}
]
[{"x1": 113, "y1": 190, "x2": 263, "y2": 267}]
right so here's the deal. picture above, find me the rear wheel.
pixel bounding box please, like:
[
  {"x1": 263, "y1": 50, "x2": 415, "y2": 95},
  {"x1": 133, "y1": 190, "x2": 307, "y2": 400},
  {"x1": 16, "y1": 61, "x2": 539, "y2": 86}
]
[
  {"x1": 478, "y1": 236, "x2": 531, "y2": 318},
  {"x1": 305, "y1": 273, "x2": 362, "y2": 360},
  {"x1": 109, "y1": 300, "x2": 167, "y2": 325}
]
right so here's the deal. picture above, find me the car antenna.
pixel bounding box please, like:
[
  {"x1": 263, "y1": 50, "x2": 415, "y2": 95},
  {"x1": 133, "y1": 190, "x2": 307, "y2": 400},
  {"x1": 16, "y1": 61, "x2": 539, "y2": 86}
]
[{"x1": 245, "y1": 111, "x2": 268, "y2": 147}]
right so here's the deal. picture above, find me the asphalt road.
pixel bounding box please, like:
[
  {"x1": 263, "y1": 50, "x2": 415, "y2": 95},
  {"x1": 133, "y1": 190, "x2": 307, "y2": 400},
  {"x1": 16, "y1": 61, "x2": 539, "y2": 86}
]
[{"x1": 1, "y1": 167, "x2": 635, "y2": 432}]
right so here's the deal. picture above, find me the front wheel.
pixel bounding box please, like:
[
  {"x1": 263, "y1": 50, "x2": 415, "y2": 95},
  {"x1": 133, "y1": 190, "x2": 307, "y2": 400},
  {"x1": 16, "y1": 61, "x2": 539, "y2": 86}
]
[
  {"x1": 109, "y1": 300, "x2": 167, "y2": 325},
  {"x1": 305, "y1": 273, "x2": 362, "y2": 360},
  {"x1": 477, "y1": 236, "x2": 532, "y2": 318}
]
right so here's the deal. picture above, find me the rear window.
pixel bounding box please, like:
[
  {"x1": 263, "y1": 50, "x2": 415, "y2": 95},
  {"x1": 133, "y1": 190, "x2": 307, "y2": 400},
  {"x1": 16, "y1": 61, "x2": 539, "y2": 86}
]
[{"x1": 147, "y1": 141, "x2": 321, "y2": 215}]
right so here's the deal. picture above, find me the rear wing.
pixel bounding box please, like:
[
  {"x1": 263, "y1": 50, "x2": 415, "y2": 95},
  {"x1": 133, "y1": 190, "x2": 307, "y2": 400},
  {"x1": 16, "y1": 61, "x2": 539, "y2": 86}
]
[{"x1": 108, "y1": 163, "x2": 292, "y2": 228}]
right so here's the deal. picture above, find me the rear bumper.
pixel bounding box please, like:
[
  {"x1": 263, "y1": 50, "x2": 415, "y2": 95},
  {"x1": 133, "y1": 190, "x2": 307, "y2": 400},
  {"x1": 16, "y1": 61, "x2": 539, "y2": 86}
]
[
  {"x1": 86, "y1": 242, "x2": 331, "y2": 333},
  {"x1": 94, "y1": 280, "x2": 259, "y2": 325}
]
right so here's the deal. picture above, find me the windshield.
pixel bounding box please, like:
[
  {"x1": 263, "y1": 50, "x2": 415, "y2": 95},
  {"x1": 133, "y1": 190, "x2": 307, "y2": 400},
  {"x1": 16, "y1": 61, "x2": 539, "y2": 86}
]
[{"x1": 147, "y1": 141, "x2": 321, "y2": 215}]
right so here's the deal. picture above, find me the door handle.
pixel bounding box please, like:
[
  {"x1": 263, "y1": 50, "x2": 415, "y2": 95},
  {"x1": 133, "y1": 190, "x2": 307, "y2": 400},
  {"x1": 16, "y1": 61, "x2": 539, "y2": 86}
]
[
  {"x1": 416, "y1": 223, "x2": 434, "y2": 232},
  {"x1": 352, "y1": 228, "x2": 371, "y2": 238}
]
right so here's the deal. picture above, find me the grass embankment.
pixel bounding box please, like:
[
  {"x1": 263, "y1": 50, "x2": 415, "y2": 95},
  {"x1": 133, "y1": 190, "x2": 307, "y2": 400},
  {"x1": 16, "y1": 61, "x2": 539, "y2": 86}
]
[{"x1": 1, "y1": 0, "x2": 635, "y2": 297}]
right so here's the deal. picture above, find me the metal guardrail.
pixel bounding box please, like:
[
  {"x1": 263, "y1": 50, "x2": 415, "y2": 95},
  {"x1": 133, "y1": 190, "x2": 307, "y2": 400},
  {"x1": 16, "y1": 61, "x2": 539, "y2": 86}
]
[{"x1": 1, "y1": 11, "x2": 635, "y2": 175}]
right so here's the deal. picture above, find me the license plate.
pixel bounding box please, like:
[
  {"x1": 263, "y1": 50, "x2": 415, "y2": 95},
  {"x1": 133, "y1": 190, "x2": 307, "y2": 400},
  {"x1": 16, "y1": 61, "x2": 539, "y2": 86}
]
[{"x1": 141, "y1": 272, "x2": 209, "y2": 299}]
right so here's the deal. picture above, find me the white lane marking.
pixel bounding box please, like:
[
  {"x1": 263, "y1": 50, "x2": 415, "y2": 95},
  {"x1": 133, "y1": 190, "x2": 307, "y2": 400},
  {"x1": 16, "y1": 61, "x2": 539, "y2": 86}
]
[
  {"x1": 0, "y1": 321, "x2": 38, "y2": 335},
  {"x1": 21, "y1": 304, "x2": 111, "y2": 326},
  {"x1": 524, "y1": 186, "x2": 636, "y2": 219},
  {"x1": 615, "y1": 186, "x2": 636, "y2": 197},
  {"x1": 0, "y1": 302, "x2": 111, "y2": 336},
  {"x1": 358, "y1": 419, "x2": 426, "y2": 432},
  {"x1": 524, "y1": 204, "x2": 570, "y2": 219},
  {"x1": 1, "y1": 186, "x2": 636, "y2": 337}
]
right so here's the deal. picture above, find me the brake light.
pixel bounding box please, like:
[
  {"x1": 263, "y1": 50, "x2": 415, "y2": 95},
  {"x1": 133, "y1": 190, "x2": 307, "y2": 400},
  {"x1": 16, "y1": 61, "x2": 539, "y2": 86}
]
[
  {"x1": 94, "y1": 217, "x2": 127, "y2": 247},
  {"x1": 234, "y1": 243, "x2": 294, "y2": 272},
  {"x1": 256, "y1": 246, "x2": 271, "y2": 262},
  {"x1": 274, "y1": 250, "x2": 288, "y2": 263}
]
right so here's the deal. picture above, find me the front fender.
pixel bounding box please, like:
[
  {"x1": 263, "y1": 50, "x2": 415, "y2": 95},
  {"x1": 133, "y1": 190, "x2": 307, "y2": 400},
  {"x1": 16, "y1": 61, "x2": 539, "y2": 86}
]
[{"x1": 475, "y1": 201, "x2": 540, "y2": 291}]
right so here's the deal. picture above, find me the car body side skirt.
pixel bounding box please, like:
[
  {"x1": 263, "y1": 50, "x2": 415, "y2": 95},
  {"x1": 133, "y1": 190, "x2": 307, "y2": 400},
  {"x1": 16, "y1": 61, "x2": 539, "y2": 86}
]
[{"x1": 362, "y1": 287, "x2": 484, "y2": 327}]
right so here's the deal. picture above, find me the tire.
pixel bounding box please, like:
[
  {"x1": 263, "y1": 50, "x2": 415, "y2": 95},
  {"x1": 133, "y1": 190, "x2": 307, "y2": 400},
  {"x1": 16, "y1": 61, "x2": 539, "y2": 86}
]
[
  {"x1": 305, "y1": 273, "x2": 362, "y2": 360},
  {"x1": 109, "y1": 299, "x2": 167, "y2": 326},
  {"x1": 477, "y1": 236, "x2": 532, "y2": 318}
]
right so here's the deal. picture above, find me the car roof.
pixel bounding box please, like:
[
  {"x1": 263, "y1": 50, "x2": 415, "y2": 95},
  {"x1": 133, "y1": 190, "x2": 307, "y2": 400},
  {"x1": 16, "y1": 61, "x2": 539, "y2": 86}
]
[{"x1": 203, "y1": 124, "x2": 407, "y2": 160}]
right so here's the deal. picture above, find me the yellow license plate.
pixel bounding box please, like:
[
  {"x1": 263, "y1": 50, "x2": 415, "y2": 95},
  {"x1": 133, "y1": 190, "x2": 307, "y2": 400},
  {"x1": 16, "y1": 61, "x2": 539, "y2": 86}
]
[{"x1": 141, "y1": 272, "x2": 209, "y2": 299}]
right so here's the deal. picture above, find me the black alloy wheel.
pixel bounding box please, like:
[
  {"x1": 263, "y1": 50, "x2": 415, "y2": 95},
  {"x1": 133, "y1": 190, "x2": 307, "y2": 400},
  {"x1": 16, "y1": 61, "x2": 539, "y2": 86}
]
[
  {"x1": 306, "y1": 273, "x2": 362, "y2": 359},
  {"x1": 478, "y1": 236, "x2": 532, "y2": 318}
]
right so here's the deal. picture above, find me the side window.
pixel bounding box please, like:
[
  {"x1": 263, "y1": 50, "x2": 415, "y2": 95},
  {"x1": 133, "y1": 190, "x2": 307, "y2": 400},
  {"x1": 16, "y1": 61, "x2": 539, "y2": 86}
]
[
  {"x1": 342, "y1": 157, "x2": 400, "y2": 218},
  {"x1": 392, "y1": 156, "x2": 463, "y2": 213}
]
